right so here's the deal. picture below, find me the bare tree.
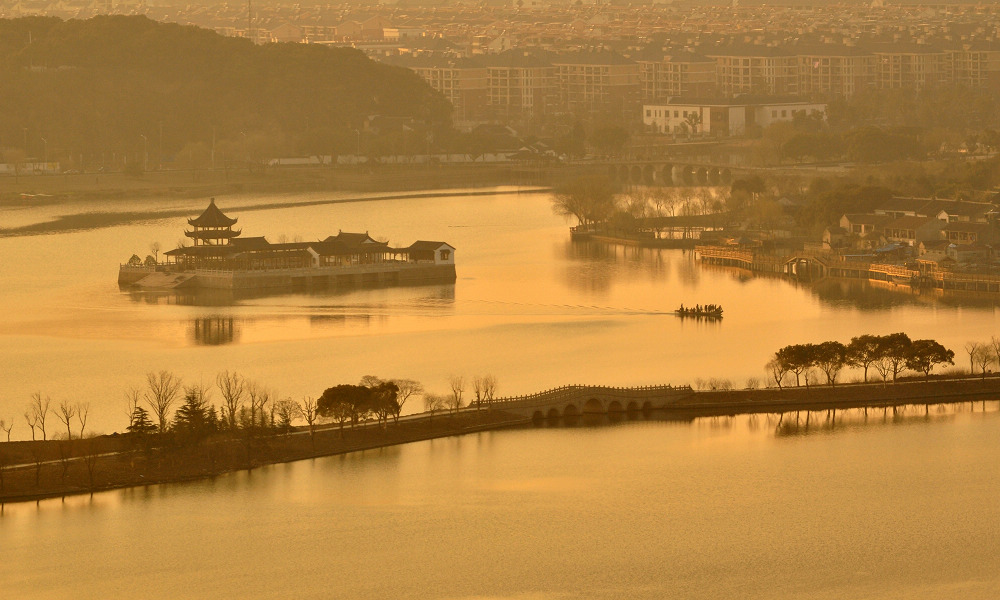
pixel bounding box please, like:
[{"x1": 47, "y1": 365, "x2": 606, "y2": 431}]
[
  {"x1": 77, "y1": 402, "x2": 90, "y2": 439},
  {"x1": 481, "y1": 374, "x2": 497, "y2": 407},
  {"x1": 216, "y1": 370, "x2": 246, "y2": 430},
  {"x1": 144, "y1": 371, "x2": 183, "y2": 433},
  {"x1": 0, "y1": 418, "x2": 12, "y2": 442},
  {"x1": 149, "y1": 241, "x2": 161, "y2": 263},
  {"x1": 124, "y1": 386, "x2": 142, "y2": 421},
  {"x1": 246, "y1": 382, "x2": 272, "y2": 430},
  {"x1": 299, "y1": 397, "x2": 318, "y2": 438},
  {"x1": 973, "y1": 344, "x2": 994, "y2": 378},
  {"x1": 991, "y1": 336, "x2": 1000, "y2": 370},
  {"x1": 29, "y1": 392, "x2": 51, "y2": 441},
  {"x1": 391, "y1": 379, "x2": 423, "y2": 423},
  {"x1": 423, "y1": 394, "x2": 446, "y2": 419},
  {"x1": 965, "y1": 341, "x2": 982, "y2": 374},
  {"x1": 24, "y1": 410, "x2": 39, "y2": 441},
  {"x1": 273, "y1": 399, "x2": 300, "y2": 432},
  {"x1": 82, "y1": 439, "x2": 100, "y2": 490},
  {"x1": 447, "y1": 376, "x2": 465, "y2": 414},
  {"x1": 57, "y1": 399, "x2": 77, "y2": 440}
]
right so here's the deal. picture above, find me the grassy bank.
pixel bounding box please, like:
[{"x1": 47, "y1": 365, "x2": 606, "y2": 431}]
[{"x1": 0, "y1": 410, "x2": 526, "y2": 504}]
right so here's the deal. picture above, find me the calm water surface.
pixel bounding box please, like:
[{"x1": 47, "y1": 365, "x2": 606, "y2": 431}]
[
  {"x1": 2, "y1": 189, "x2": 1000, "y2": 598},
  {"x1": 1, "y1": 187, "x2": 997, "y2": 432},
  {"x1": 3, "y1": 408, "x2": 999, "y2": 599}
]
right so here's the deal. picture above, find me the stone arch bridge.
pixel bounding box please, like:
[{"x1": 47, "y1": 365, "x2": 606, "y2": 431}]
[
  {"x1": 603, "y1": 162, "x2": 739, "y2": 187},
  {"x1": 490, "y1": 384, "x2": 695, "y2": 420}
]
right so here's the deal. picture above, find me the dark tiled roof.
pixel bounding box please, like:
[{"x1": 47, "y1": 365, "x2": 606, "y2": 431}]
[
  {"x1": 407, "y1": 240, "x2": 454, "y2": 251},
  {"x1": 188, "y1": 198, "x2": 238, "y2": 227}
]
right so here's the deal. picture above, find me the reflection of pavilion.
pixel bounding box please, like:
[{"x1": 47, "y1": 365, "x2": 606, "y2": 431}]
[
  {"x1": 120, "y1": 199, "x2": 456, "y2": 292},
  {"x1": 191, "y1": 316, "x2": 238, "y2": 345}
]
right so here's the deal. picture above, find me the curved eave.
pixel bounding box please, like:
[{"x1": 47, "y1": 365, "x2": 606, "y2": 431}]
[{"x1": 185, "y1": 229, "x2": 242, "y2": 238}]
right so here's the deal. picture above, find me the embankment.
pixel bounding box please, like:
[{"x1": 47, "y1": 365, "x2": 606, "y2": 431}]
[{"x1": 664, "y1": 376, "x2": 1000, "y2": 418}]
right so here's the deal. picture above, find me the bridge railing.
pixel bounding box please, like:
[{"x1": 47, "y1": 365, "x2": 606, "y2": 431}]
[{"x1": 491, "y1": 384, "x2": 694, "y2": 409}]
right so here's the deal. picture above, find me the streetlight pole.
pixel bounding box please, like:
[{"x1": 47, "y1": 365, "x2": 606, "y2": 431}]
[{"x1": 140, "y1": 134, "x2": 148, "y2": 172}]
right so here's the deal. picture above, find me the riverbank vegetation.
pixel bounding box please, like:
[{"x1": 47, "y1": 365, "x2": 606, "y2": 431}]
[{"x1": 765, "y1": 333, "x2": 964, "y2": 388}]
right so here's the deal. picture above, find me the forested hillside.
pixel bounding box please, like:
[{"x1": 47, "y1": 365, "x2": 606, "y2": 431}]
[{"x1": 0, "y1": 16, "x2": 452, "y2": 169}]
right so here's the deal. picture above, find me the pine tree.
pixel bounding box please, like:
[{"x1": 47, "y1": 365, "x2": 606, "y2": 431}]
[
  {"x1": 172, "y1": 388, "x2": 211, "y2": 442},
  {"x1": 126, "y1": 406, "x2": 157, "y2": 435}
]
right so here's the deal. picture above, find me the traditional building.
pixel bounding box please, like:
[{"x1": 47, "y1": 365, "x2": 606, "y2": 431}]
[{"x1": 123, "y1": 200, "x2": 456, "y2": 292}]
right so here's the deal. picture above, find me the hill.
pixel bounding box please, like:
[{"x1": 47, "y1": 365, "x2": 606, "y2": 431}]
[{"x1": 0, "y1": 16, "x2": 452, "y2": 170}]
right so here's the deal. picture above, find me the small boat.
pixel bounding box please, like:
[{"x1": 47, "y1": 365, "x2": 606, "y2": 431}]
[{"x1": 676, "y1": 304, "x2": 723, "y2": 318}]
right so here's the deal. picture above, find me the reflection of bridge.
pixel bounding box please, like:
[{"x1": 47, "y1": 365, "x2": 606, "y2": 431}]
[
  {"x1": 490, "y1": 384, "x2": 695, "y2": 420},
  {"x1": 602, "y1": 162, "x2": 739, "y2": 186}
]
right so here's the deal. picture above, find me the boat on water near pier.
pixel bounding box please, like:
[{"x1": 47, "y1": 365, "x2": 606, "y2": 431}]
[
  {"x1": 118, "y1": 199, "x2": 456, "y2": 293},
  {"x1": 676, "y1": 303, "x2": 723, "y2": 318}
]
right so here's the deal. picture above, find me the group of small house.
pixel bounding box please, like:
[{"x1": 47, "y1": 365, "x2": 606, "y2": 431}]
[
  {"x1": 161, "y1": 198, "x2": 454, "y2": 272},
  {"x1": 823, "y1": 196, "x2": 1000, "y2": 271},
  {"x1": 121, "y1": 199, "x2": 456, "y2": 292}
]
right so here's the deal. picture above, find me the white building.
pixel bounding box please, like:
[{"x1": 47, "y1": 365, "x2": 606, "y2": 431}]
[{"x1": 643, "y1": 99, "x2": 827, "y2": 136}]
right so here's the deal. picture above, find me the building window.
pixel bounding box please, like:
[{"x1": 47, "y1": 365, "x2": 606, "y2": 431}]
[
  {"x1": 440, "y1": 250, "x2": 451, "y2": 261},
  {"x1": 771, "y1": 110, "x2": 777, "y2": 117}
]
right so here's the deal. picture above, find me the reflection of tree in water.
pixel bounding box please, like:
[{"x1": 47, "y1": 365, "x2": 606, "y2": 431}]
[
  {"x1": 810, "y1": 278, "x2": 1000, "y2": 311},
  {"x1": 191, "y1": 317, "x2": 239, "y2": 345},
  {"x1": 560, "y1": 240, "x2": 672, "y2": 292}
]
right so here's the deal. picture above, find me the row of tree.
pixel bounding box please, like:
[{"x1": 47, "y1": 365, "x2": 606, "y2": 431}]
[
  {"x1": 1, "y1": 393, "x2": 91, "y2": 442},
  {"x1": 765, "y1": 333, "x2": 955, "y2": 387}
]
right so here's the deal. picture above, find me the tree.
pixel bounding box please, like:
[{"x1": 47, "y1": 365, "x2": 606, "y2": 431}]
[
  {"x1": 56, "y1": 398, "x2": 76, "y2": 440},
  {"x1": 144, "y1": 371, "x2": 183, "y2": 433},
  {"x1": 216, "y1": 370, "x2": 246, "y2": 431},
  {"x1": 273, "y1": 399, "x2": 300, "y2": 432},
  {"x1": 765, "y1": 358, "x2": 789, "y2": 389},
  {"x1": 24, "y1": 410, "x2": 39, "y2": 441},
  {"x1": 812, "y1": 341, "x2": 847, "y2": 386},
  {"x1": 423, "y1": 394, "x2": 446, "y2": 419},
  {"x1": 76, "y1": 402, "x2": 90, "y2": 439},
  {"x1": 905, "y1": 339, "x2": 955, "y2": 377},
  {"x1": 846, "y1": 334, "x2": 881, "y2": 382},
  {"x1": 172, "y1": 385, "x2": 213, "y2": 443},
  {"x1": 246, "y1": 381, "x2": 272, "y2": 430},
  {"x1": 391, "y1": 379, "x2": 423, "y2": 423},
  {"x1": 127, "y1": 405, "x2": 157, "y2": 435},
  {"x1": 299, "y1": 397, "x2": 319, "y2": 439},
  {"x1": 879, "y1": 333, "x2": 913, "y2": 382},
  {"x1": 972, "y1": 344, "x2": 993, "y2": 378},
  {"x1": 0, "y1": 418, "x2": 12, "y2": 442},
  {"x1": 29, "y1": 392, "x2": 50, "y2": 441},
  {"x1": 774, "y1": 344, "x2": 815, "y2": 387},
  {"x1": 965, "y1": 341, "x2": 982, "y2": 374},
  {"x1": 318, "y1": 384, "x2": 371, "y2": 428},
  {"x1": 550, "y1": 175, "x2": 618, "y2": 226},
  {"x1": 447, "y1": 376, "x2": 465, "y2": 413}
]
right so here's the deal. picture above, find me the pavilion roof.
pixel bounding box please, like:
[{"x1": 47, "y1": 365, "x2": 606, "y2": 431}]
[{"x1": 188, "y1": 198, "x2": 238, "y2": 227}]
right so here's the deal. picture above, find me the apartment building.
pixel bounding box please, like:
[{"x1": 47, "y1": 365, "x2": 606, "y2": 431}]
[
  {"x1": 636, "y1": 49, "x2": 718, "y2": 103},
  {"x1": 551, "y1": 50, "x2": 641, "y2": 118},
  {"x1": 706, "y1": 46, "x2": 799, "y2": 97},
  {"x1": 483, "y1": 50, "x2": 558, "y2": 120},
  {"x1": 796, "y1": 46, "x2": 875, "y2": 97},
  {"x1": 871, "y1": 43, "x2": 948, "y2": 90}
]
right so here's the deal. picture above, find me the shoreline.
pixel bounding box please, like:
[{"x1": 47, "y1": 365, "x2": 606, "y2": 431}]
[{"x1": 3, "y1": 374, "x2": 999, "y2": 505}]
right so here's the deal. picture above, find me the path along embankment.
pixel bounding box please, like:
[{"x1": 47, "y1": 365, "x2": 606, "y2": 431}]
[
  {"x1": 3, "y1": 376, "x2": 998, "y2": 504},
  {"x1": 665, "y1": 376, "x2": 1000, "y2": 418}
]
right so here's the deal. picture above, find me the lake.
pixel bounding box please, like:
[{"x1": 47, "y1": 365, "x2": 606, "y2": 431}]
[
  {"x1": 1, "y1": 187, "x2": 997, "y2": 433},
  {"x1": 3, "y1": 187, "x2": 999, "y2": 598}
]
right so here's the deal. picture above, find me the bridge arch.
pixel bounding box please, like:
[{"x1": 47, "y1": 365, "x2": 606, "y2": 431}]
[
  {"x1": 626, "y1": 401, "x2": 640, "y2": 412},
  {"x1": 658, "y1": 164, "x2": 674, "y2": 186},
  {"x1": 563, "y1": 404, "x2": 580, "y2": 417},
  {"x1": 618, "y1": 165, "x2": 630, "y2": 182},
  {"x1": 607, "y1": 400, "x2": 624, "y2": 413},
  {"x1": 707, "y1": 167, "x2": 721, "y2": 186},
  {"x1": 532, "y1": 410, "x2": 545, "y2": 423},
  {"x1": 695, "y1": 167, "x2": 709, "y2": 186},
  {"x1": 673, "y1": 165, "x2": 694, "y2": 186},
  {"x1": 546, "y1": 408, "x2": 561, "y2": 420},
  {"x1": 582, "y1": 398, "x2": 604, "y2": 414},
  {"x1": 642, "y1": 164, "x2": 656, "y2": 185},
  {"x1": 642, "y1": 401, "x2": 654, "y2": 411},
  {"x1": 630, "y1": 165, "x2": 643, "y2": 184}
]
